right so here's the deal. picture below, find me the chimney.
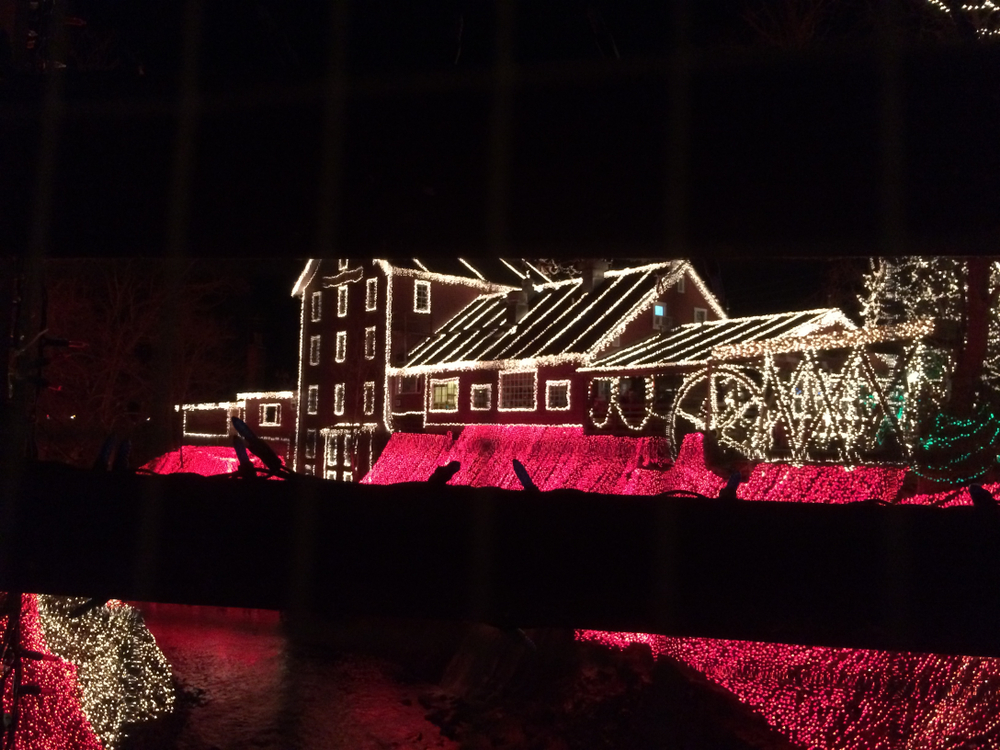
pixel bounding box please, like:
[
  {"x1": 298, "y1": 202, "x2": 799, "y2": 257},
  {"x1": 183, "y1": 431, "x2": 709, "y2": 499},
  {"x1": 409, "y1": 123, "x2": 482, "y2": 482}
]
[
  {"x1": 580, "y1": 260, "x2": 609, "y2": 294},
  {"x1": 506, "y1": 276, "x2": 536, "y2": 324}
]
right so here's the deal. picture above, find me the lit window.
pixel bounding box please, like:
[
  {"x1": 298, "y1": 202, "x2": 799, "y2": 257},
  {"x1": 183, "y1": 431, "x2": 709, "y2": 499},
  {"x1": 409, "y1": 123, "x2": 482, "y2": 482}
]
[
  {"x1": 677, "y1": 275, "x2": 686, "y2": 294},
  {"x1": 366, "y1": 278, "x2": 377, "y2": 311},
  {"x1": 303, "y1": 464, "x2": 315, "y2": 476},
  {"x1": 694, "y1": 307, "x2": 708, "y2": 324},
  {"x1": 326, "y1": 435, "x2": 338, "y2": 467},
  {"x1": 471, "y1": 384, "x2": 491, "y2": 411},
  {"x1": 311, "y1": 291, "x2": 322, "y2": 322},
  {"x1": 325, "y1": 469, "x2": 337, "y2": 480},
  {"x1": 337, "y1": 286, "x2": 348, "y2": 317},
  {"x1": 414, "y1": 280, "x2": 431, "y2": 313},
  {"x1": 342, "y1": 471, "x2": 352, "y2": 482},
  {"x1": 365, "y1": 326, "x2": 376, "y2": 359},
  {"x1": 307, "y1": 385, "x2": 318, "y2": 415},
  {"x1": 430, "y1": 378, "x2": 459, "y2": 411},
  {"x1": 364, "y1": 382, "x2": 375, "y2": 415},
  {"x1": 343, "y1": 434, "x2": 353, "y2": 467},
  {"x1": 309, "y1": 335, "x2": 320, "y2": 366},
  {"x1": 260, "y1": 403, "x2": 281, "y2": 425},
  {"x1": 305, "y1": 428, "x2": 316, "y2": 459},
  {"x1": 338, "y1": 258, "x2": 349, "y2": 271},
  {"x1": 546, "y1": 380, "x2": 570, "y2": 411},
  {"x1": 653, "y1": 302, "x2": 670, "y2": 331},
  {"x1": 335, "y1": 331, "x2": 347, "y2": 362},
  {"x1": 334, "y1": 383, "x2": 345, "y2": 415},
  {"x1": 500, "y1": 371, "x2": 536, "y2": 411}
]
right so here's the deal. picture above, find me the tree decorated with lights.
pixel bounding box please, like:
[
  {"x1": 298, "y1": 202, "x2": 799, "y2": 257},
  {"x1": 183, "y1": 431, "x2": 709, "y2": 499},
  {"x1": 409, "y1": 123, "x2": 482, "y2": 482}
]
[{"x1": 860, "y1": 257, "x2": 1000, "y2": 485}]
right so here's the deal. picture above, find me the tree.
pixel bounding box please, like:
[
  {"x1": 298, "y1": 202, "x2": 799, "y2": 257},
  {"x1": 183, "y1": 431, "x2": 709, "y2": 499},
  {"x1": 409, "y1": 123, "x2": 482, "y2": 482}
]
[
  {"x1": 860, "y1": 257, "x2": 1000, "y2": 484},
  {"x1": 36, "y1": 260, "x2": 249, "y2": 466}
]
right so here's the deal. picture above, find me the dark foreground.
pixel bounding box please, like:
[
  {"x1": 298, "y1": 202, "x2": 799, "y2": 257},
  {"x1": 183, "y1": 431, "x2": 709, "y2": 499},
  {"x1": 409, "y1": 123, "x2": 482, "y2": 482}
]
[
  {"x1": 120, "y1": 604, "x2": 798, "y2": 750},
  {"x1": 7, "y1": 463, "x2": 1000, "y2": 656}
]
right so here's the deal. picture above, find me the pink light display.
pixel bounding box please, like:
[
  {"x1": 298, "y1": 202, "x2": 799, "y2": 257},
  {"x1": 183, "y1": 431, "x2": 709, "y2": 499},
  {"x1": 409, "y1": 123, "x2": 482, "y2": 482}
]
[
  {"x1": 576, "y1": 631, "x2": 1000, "y2": 750},
  {"x1": 364, "y1": 428, "x2": 1000, "y2": 748},
  {"x1": 141, "y1": 445, "x2": 285, "y2": 478},
  {"x1": 738, "y1": 463, "x2": 906, "y2": 504},
  {"x1": 1, "y1": 594, "x2": 103, "y2": 750}
]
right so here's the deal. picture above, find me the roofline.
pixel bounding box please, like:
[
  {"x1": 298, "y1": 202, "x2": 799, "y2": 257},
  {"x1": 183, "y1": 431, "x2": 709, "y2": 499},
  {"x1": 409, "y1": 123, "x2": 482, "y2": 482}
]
[
  {"x1": 679, "y1": 261, "x2": 728, "y2": 320},
  {"x1": 291, "y1": 259, "x2": 321, "y2": 297},
  {"x1": 389, "y1": 353, "x2": 586, "y2": 376},
  {"x1": 379, "y1": 260, "x2": 516, "y2": 293}
]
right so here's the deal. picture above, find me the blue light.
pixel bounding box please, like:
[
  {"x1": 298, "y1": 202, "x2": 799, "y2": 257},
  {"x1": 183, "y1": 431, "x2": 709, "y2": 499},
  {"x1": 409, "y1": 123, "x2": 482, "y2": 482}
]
[{"x1": 654, "y1": 304, "x2": 665, "y2": 316}]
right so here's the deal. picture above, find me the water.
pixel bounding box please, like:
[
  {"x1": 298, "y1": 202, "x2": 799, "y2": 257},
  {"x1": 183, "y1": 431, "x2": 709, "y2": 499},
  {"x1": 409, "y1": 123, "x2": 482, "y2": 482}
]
[{"x1": 137, "y1": 604, "x2": 458, "y2": 750}]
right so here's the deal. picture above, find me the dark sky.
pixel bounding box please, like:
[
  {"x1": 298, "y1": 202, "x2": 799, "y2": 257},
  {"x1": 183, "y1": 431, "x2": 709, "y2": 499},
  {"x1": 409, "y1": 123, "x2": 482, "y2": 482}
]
[{"x1": 3, "y1": 1, "x2": 999, "y2": 260}]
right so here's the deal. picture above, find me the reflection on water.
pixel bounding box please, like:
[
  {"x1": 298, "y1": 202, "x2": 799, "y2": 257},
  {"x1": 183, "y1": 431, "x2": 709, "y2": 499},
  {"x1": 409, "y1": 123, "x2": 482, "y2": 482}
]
[{"x1": 137, "y1": 604, "x2": 456, "y2": 750}]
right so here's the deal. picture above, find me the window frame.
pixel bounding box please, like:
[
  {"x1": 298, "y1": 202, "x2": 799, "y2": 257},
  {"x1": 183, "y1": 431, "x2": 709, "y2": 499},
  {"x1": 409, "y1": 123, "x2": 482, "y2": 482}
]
[
  {"x1": 305, "y1": 428, "x2": 317, "y2": 459},
  {"x1": 309, "y1": 335, "x2": 321, "y2": 366},
  {"x1": 335, "y1": 331, "x2": 347, "y2": 363},
  {"x1": 260, "y1": 403, "x2": 281, "y2": 426},
  {"x1": 470, "y1": 383, "x2": 492, "y2": 411},
  {"x1": 311, "y1": 291, "x2": 322, "y2": 322},
  {"x1": 334, "y1": 383, "x2": 345, "y2": 416},
  {"x1": 307, "y1": 385, "x2": 319, "y2": 415},
  {"x1": 363, "y1": 382, "x2": 375, "y2": 415},
  {"x1": 429, "y1": 377, "x2": 460, "y2": 412},
  {"x1": 364, "y1": 326, "x2": 376, "y2": 359},
  {"x1": 499, "y1": 370, "x2": 537, "y2": 412},
  {"x1": 337, "y1": 286, "x2": 348, "y2": 317},
  {"x1": 338, "y1": 258, "x2": 349, "y2": 271},
  {"x1": 546, "y1": 380, "x2": 571, "y2": 411},
  {"x1": 414, "y1": 280, "x2": 431, "y2": 313},
  {"x1": 694, "y1": 307, "x2": 708, "y2": 324},
  {"x1": 366, "y1": 278, "x2": 377, "y2": 311}
]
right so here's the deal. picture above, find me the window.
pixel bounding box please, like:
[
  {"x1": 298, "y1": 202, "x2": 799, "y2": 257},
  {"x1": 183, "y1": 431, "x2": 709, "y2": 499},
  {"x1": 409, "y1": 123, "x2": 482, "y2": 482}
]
[
  {"x1": 307, "y1": 385, "x2": 318, "y2": 415},
  {"x1": 500, "y1": 371, "x2": 537, "y2": 411},
  {"x1": 311, "y1": 291, "x2": 322, "y2": 322},
  {"x1": 337, "y1": 286, "x2": 348, "y2": 317},
  {"x1": 366, "y1": 278, "x2": 377, "y2": 311},
  {"x1": 430, "y1": 378, "x2": 459, "y2": 411},
  {"x1": 653, "y1": 302, "x2": 668, "y2": 331},
  {"x1": 335, "y1": 331, "x2": 347, "y2": 362},
  {"x1": 592, "y1": 379, "x2": 613, "y2": 403},
  {"x1": 546, "y1": 380, "x2": 570, "y2": 410},
  {"x1": 677, "y1": 275, "x2": 686, "y2": 294},
  {"x1": 414, "y1": 280, "x2": 431, "y2": 313},
  {"x1": 342, "y1": 471, "x2": 352, "y2": 482},
  {"x1": 325, "y1": 469, "x2": 338, "y2": 481},
  {"x1": 309, "y1": 335, "x2": 320, "y2": 366},
  {"x1": 694, "y1": 307, "x2": 708, "y2": 324},
  {"x1": 338, "y1": 258, "x2": 349, "y2": 271},
  {"x1": 326, "y1": 435, "x2": 338, "y2": 467},
  {"x1": 398, "y1": 376, "x2": 421, "y2": 394},
  {"x1": 365, "y1": 326, "x2": 376, "y2": 359},
  {"x1": 305, "y1": 428, "x2": 316, "y2": 459},
  {"x1": 334, "y1": 383, "x2": 345, "y2": 415},
  {"x1": 260, "y1": 403, "x2": 281, "y2": 426},
  {"x1": 303, "y1": 464, "x2": 315, "y2": 476},
  {"x1": 364, "y1": 382, "x2": 375, "y2": 415},
  {"x1": 471, "y1": 384, "x2": 491, "y2": 411},
  {"x1": 343, "y1": 434, "x2": 353, "y2": 467}
]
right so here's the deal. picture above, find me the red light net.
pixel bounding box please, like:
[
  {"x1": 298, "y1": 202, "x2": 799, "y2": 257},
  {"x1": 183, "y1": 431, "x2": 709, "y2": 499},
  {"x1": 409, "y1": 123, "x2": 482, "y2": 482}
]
[
  {"x1": 141, "y1": 444, "x2": 285, "y2": 477},
  {"x1": 364, "y1": 427, "x2": 1000, "y2": 748},
  {"x1": 0, "y1": 594, "x2": 103, "y2": 750}
]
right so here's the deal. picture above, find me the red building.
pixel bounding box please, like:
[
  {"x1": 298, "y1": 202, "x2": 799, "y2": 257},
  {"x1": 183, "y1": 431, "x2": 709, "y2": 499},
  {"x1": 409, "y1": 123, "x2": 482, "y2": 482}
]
[
  {"x1": 289, "y1": 258, "x2": 521, "y2": 480},
  {"x1": 394, "y1": 261, "x2": 726, "y2": 438}
]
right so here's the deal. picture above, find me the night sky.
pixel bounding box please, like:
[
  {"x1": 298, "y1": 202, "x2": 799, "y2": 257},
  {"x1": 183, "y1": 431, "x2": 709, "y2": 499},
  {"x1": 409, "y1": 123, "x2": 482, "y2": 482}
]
[{"x1": 2, "y1": 1, "x2": 998, "y2": 260}]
